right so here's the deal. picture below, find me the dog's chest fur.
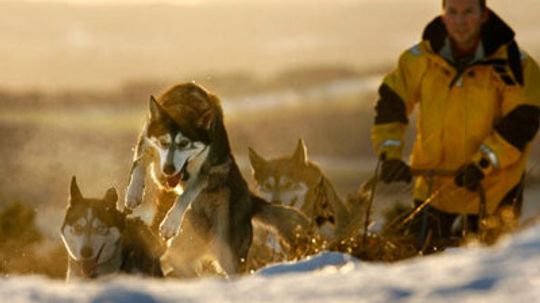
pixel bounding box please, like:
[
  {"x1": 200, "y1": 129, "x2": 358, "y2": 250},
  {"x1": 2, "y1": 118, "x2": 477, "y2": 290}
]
[{"x1": 183, "y1": 162, "x2": 253, "y2": 233}]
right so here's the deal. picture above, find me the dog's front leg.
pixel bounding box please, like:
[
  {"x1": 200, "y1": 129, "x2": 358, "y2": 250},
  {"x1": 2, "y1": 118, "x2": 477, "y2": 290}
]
[
  {"x1": 159, "y1": 180, "x2": 206, "y2": 239},
  {"x1": 125, "y1": 157, "x2": 147, "y2": 209},
  {"x1": 212, "y1": 200, "x2": 238, "y2": 277},
  {"x1": 125, "y1": 133, "x2": 149, "y2": 210},
  {"x1": 213, "y1": 238, "x2": 236, "y2": 278}
]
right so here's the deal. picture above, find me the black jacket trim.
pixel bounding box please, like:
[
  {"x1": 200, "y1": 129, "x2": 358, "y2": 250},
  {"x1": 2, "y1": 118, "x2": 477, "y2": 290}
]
[
  {"x1": 422, "y1": 10, "x2": 514, "y2": 57},
  {"x1": 500, "y1": 74, "x2": 516, "y2": 86},
  {"x1": 422, "y1": 16, "x2": 446, "y2": 54},
  {"x1": 494, "y1": 66, "x2": 506, "y2": 73},
  {"x1": 507, "y1": 41, "x2": 524, "y2": 85},
  {"x1": 422, "y1": 9, "x2": 524, "y2": 86},
  {"x1": 481, "y1": 11, "x2": 515, "y2": 56},
  {"x1": 495, "y1": 105, "x2": 540, "y2": 151},
  {"x1": 374, "y1": 84, "x2": 409, "y2": 125}
]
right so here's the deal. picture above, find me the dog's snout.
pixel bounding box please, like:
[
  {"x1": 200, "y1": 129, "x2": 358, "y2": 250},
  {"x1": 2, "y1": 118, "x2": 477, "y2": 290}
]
[
  {"x1": 81, "y1": 246, "x2": 93, "y2": 259},
  {"x1": 163, "y1": 164, "x2": 176, "y2": 175}
]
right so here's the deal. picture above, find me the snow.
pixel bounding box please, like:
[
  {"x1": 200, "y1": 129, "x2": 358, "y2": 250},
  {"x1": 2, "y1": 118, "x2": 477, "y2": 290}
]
[
  {"x1": 257, "y1": 252, "x2": 356, "y2": 277},
  {"x1": 2, "y1": 223, "x2": 540, "y2": 303}
]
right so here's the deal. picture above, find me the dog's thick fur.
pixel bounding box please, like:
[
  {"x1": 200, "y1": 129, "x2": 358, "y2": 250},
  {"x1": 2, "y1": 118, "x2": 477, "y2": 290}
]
[
  {"x1": 124, "y1": 82, "x2": 309, "y2": 277},
  {"x1": 60, "y1": 177, "x2": 164, "y2": 281},
  {"x1": 249, "y1": 139, "x2": 352, "y2": 241}
]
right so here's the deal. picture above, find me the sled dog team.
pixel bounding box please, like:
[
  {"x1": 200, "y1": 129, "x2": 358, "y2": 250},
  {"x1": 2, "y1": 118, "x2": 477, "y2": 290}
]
[
  {"x1": 60, "y1": 0, "x2": 540, "y2": 281},
  {"x1": 61, "y1": 82, "x2": 357, "y2": 281}
]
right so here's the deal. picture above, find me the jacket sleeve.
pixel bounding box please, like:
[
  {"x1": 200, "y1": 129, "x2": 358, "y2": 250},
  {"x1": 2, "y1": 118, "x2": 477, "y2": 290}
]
[
  {"x1": 471, "y1": 53, "x2": 540, "y2": 173},
  {"x1": 371, "y1": 45, "x2": 427, "y2": 160}
]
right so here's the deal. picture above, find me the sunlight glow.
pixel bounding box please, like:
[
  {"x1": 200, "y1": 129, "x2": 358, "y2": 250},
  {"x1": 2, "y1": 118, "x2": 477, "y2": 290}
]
[{"x1": 5, "y1": 0, "x2": 207, "y2": 5}]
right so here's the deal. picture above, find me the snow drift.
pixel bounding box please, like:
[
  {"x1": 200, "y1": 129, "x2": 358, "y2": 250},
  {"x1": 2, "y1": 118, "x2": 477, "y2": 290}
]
[{"x1": 2, "y1": 222, "x2": 540, "y2": 303}]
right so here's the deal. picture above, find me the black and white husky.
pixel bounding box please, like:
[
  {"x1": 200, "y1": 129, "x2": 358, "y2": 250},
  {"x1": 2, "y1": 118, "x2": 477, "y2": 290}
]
[
  {"x1": 124, "y1": 82, "x2": 310, "y2": 277},
  {"x1": 60, "y1": 177, "x2": 164, "y2": 281}
]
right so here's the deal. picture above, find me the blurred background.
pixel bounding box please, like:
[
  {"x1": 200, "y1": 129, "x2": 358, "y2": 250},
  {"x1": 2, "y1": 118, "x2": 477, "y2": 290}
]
[{"x1": 0, "y1": 0, "x2": 539, "y2": 278}]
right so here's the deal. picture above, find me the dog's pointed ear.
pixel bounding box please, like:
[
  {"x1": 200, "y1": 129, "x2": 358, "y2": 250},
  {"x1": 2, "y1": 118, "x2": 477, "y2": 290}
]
[
  {"x1": 149, "y1": 95, "x2": 163, "y2": 121},
  {"x1": 199, "y1": 108, "x2": 215, "y2": 131},
  {"x1": 69, "y1": 176, "x2": 83, "y2": 205},
  {"x1": 206, "y1": 101, "x2": 232, "y2": 165},
  {"x1": 248, "y1": 147, "x2": 267, "y2": 171},
  {"x1": 104, "y1": 187, "x2": 118, "y2": 204},
  {"x1": 292, "y1": 138, "x2": 308, "y2": 166}
]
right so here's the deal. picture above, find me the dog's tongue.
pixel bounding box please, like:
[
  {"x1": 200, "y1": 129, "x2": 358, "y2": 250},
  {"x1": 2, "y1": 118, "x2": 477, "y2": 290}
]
[{"x1": 167, "y1": 173, "x2": 182, "y2": 188}]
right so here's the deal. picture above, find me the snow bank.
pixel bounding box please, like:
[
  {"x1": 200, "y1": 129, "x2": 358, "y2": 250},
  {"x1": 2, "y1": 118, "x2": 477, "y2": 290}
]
[{"x1": 2, "y1": 223, "x2": 540, "y2": 303}]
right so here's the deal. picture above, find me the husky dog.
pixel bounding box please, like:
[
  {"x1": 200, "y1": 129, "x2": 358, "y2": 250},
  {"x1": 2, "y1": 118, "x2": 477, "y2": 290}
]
[
  {"x1": 124, "y1": 82, "x2": 309, "y2": 277},
  {"x1": 60, "y1": 177, "x2": 164, "y2": 281},
  {"x1": 249, "y1": 139, "x2": 352, "y2": 242}
]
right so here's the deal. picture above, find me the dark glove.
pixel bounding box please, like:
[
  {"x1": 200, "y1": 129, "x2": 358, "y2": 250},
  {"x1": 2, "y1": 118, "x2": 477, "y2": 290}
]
[
  {"x1": 454, "y1": 163, "x2": 485, "y2": 191},
  {"x1": 380, "y1": 159, "x2": 412, "y2": 184}
]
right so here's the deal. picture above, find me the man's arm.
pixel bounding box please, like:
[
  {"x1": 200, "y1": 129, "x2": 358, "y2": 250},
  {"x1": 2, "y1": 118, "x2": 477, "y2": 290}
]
[
  {"x1": 468, "y1": 53, "x2": 540, "y2": 175},
  {"x1": 371, "y1": 45, "x2": 428, "y2": 160}
]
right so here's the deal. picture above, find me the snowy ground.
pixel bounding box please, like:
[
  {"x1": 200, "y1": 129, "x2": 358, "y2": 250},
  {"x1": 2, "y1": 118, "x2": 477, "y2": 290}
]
[{"x1": 2, "y1": 222, "x2": 540, "y2": 303}]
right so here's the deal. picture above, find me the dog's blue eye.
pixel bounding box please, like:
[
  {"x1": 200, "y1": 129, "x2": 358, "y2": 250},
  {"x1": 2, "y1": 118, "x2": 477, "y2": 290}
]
[
  {"x1": 177, "y1": 140, "x2": 190, "y2": 148},
  {"x1": 95, "y1": 225, "x2": 107, "y2": 234},
  {"x1": 262, "y1": 182, "x2": 273, "y2": 191},
  {"x1": 282, "y1": 181, "x2": 293, "y2": 189}
]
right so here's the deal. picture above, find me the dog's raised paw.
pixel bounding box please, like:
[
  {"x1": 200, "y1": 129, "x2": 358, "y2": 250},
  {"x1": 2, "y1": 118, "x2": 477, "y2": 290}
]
[
  {"x1": 125, "y1": 184, "x2": 144, "y2": 209},
  {"x1": 125, "y1": 198, "x2": 141, "y2": 210},
  {"x1": 159, "y1": 215, "x2": 181, "y2": 240},
  {"x1": 125, "y1": 194, "x2": 142, "y2": 209}
]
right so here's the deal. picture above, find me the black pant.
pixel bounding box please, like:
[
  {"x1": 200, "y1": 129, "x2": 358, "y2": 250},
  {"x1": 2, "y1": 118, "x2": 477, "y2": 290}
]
[{"x1": 408, "y1": 177, "x2": 524, "y2": 248}]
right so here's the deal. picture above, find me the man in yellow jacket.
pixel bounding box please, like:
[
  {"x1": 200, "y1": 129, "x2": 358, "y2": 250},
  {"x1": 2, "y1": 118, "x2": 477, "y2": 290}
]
[{"x1": 372, "y1": 0, "x2": 540, "y2": 244}]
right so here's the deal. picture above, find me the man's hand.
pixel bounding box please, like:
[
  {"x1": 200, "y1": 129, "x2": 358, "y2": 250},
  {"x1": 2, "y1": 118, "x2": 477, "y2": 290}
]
[
  {"x1": 380, "y1": 159, "x2": 412, "y2": 184},
  {"x1": 455, "y1": 163, "x2": 485, "y2": 191}
]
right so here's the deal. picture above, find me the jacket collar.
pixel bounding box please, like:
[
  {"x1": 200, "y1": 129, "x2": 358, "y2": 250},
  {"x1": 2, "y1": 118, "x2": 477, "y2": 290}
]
[{"x1": 422, "y1": 9, "x2": 515, "y2": 58}]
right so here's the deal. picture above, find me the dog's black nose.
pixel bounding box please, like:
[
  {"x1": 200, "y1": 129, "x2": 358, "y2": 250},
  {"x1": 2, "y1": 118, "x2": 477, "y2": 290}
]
[
  {"x1": 81, "y1": 246, "x2": 93, "y2": 259},
  {"x1": 163, "y1": 164, "x2": 176, "y2": 175}
]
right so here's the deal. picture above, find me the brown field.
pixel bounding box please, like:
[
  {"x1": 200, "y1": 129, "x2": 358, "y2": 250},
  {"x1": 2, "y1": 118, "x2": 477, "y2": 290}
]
[{"x1": 1, "y1": 0, "x2": 540, "y2": 92}]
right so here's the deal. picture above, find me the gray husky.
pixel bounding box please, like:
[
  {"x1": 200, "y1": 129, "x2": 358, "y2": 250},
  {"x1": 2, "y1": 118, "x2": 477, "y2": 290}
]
[
  {"x1": 247, "y1": 140, "x2": 353, "y2": 268},
  {"x1": 60, "y1": 177, "x2": 164, "y2": 281},
  {"x1": 124, "y1": 82, "x2": 310, "y2": 277}
]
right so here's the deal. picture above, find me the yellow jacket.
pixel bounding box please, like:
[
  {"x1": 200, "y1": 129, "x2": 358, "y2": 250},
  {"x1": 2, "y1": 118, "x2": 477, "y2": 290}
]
[{"x1": 371, "y1": 11, "x2": 540, "y2": 214}]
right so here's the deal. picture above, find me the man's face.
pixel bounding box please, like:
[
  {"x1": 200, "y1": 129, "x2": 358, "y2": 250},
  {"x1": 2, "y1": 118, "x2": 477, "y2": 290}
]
[{"x1": 442, "y1": 0, "x2": 488, "y2": 49}]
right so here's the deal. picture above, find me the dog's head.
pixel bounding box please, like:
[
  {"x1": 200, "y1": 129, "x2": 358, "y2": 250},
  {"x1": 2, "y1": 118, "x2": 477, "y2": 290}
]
[
  {"x1": 146, "y1": 82, "x2": 230, "y2": 188},
  {"x1": 249, "y1": 139, "x2": 322, "y2": 208},
  {"x1": 60, "y1": 177, "x2": 123, "y2": 274}
]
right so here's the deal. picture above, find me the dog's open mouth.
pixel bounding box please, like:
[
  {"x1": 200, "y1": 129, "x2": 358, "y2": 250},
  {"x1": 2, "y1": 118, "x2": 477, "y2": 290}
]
[
  {"x1": 165, "y1": 161, "x2": 191, "y2": 189},
  {"x1": 80, "y1": 243, "x2": 106, "y2": 278},
  {"x1": 167, "y1": 172, "x2": 183, "y2": 188}
]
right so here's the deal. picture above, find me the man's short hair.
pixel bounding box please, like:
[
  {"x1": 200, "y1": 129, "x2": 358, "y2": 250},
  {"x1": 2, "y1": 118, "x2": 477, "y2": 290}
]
[{"x1": 442, "y1": 0, "x2": 486, "y2": 10}]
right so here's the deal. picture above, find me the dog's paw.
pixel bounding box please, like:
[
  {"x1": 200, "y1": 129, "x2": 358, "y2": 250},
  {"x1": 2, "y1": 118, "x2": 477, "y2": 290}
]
[
  {"x1": 125, "y1": 183, "x2": 144, "y2": 209},
  {"x1": 159, "y1": 215, "x2": 181, "y2": 240}
]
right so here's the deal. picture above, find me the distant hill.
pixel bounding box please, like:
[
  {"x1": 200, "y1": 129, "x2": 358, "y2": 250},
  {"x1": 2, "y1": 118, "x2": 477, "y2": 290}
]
[{"x1": 0, "y1": 0, "x2": 538, "y2": 91}]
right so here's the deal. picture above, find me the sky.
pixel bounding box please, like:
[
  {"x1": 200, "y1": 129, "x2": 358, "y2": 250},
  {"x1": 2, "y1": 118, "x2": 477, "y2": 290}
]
[
  {"x1": 0, "y1": 0, "x2": 303, "y2": 4},
  {"x1": 0, "y1": 0, "x2": 392, "y2": 4},
  {"x1": 0, "y1": 0, "x2": 538, "y2": 91}
]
